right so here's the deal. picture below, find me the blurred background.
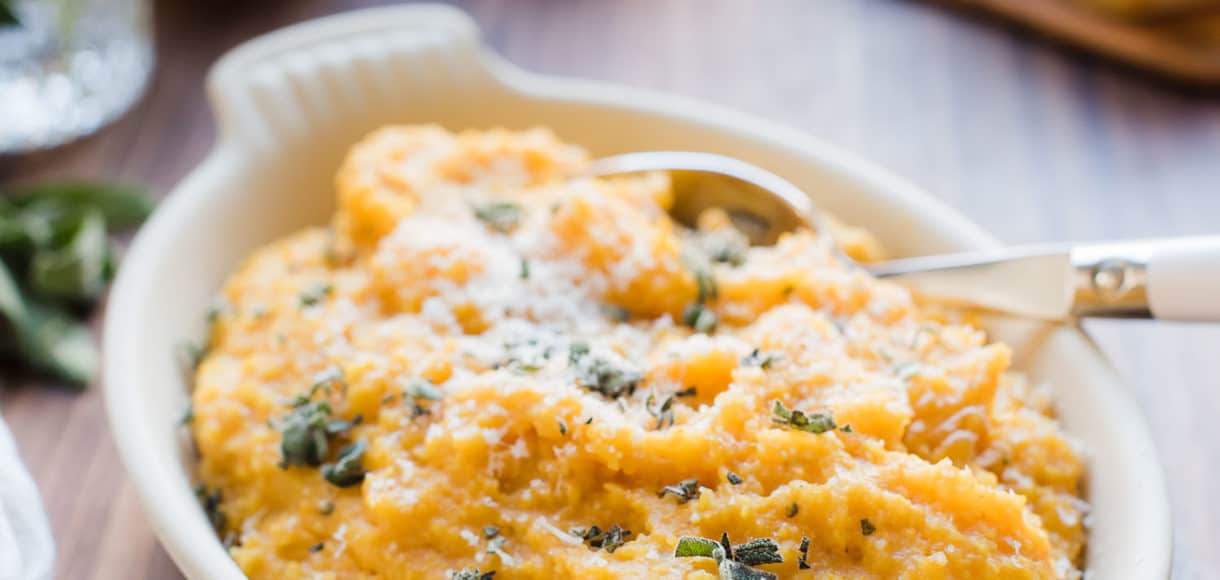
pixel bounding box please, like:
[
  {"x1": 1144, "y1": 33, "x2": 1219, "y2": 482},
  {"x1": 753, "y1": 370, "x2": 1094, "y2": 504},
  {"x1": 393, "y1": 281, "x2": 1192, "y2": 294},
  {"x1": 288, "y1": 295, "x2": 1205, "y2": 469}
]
[{"x1": 1, "y1": 0, "x2": 1218, "y2": 578}]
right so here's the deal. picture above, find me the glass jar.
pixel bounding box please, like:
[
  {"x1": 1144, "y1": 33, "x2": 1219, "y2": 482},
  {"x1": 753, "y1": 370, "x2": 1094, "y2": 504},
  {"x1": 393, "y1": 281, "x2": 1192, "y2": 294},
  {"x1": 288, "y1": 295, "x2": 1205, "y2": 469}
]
[{"x1": 0, "y1": 0, "x2": 153, "y2": 153}]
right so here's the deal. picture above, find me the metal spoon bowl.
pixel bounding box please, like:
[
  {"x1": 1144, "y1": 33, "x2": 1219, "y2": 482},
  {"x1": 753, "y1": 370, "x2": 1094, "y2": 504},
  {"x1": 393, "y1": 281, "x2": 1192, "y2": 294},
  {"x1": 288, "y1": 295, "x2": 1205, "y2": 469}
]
[
  {"x1": 587, "y1": 151, "x2": 825, "y2": 247},
  {"x1": 586, "y1": 151, "x2": 1220, "y2": 322}
]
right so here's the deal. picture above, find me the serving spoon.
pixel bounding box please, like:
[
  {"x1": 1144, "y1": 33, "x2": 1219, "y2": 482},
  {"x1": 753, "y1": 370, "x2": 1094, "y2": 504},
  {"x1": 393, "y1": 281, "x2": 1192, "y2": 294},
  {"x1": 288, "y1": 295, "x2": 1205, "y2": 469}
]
[{"x1": 588, "y1": 151, "x2": 1220, "y2": 322}]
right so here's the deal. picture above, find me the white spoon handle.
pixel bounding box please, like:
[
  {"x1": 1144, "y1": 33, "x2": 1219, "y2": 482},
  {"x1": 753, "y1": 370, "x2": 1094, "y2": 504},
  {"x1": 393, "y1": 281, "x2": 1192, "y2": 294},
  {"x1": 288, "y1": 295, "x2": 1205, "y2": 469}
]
[{"x1": 1072, "y1": 236, "x2": 1220, "y2": 321}]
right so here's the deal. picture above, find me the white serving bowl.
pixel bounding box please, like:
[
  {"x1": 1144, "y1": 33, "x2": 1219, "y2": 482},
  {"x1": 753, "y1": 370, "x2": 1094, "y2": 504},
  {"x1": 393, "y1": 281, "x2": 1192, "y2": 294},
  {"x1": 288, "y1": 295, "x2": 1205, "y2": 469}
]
[{"x1": 102, "y1": 5, "x2": 1170, "y2": 578}]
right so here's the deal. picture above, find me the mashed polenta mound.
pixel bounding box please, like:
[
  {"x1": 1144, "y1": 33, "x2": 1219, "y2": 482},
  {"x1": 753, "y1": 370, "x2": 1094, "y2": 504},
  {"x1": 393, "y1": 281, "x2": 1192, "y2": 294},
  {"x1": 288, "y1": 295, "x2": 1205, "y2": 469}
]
[{"x1": 191, "y1": 126, "x2": 1088, "y2": 579}]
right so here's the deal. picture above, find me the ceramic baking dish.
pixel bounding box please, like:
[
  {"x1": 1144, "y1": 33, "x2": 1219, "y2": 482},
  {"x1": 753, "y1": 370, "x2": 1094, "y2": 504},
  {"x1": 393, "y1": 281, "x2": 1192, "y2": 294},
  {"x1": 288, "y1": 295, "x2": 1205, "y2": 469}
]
[{"x1": 101, "y1": 4, "x2": 1171, "y2": 578}]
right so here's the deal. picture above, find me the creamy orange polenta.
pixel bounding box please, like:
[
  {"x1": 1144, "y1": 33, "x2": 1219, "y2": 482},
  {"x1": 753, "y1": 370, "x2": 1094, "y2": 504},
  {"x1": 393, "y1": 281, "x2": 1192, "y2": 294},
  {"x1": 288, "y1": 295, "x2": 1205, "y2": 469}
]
[{"x1": 191, "y1": 126, "x2": 1087, "y2": 579}]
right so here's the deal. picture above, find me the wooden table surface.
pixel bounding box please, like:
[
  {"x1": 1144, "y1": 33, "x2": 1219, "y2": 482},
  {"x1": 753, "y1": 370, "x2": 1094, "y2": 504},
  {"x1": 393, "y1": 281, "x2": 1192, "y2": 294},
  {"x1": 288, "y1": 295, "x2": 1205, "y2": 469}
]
[{"x1": 2, "y1": 0, "x2": 1218, "y2": 578}]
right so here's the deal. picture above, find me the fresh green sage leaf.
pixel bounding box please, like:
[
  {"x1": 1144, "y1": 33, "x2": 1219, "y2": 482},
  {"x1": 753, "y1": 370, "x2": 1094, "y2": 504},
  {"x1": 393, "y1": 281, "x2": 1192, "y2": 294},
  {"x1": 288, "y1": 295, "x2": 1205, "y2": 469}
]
[
  {"x1": 9, "y1": 182, "x2": 154, "y2": 230},
  {"x1": 322, "y1": 439, "x2": 367, "y2": 488},
  {"x1": 674, "y1": 536, "x2": 720, "y2": 559},
  {"x1": 28, "y1": 209, "x2": 109, "y2": 301}
]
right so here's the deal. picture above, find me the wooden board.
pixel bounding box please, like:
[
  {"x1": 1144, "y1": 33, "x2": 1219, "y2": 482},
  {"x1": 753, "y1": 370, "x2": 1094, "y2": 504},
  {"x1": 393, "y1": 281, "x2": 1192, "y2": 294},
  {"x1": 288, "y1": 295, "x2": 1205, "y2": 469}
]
[
  {"x1": 945, "y1": 0, "x2": 1220, "y2": 86},
  {"x1": 2, "y1": 0, "x2": 1219, "y2": 578}
]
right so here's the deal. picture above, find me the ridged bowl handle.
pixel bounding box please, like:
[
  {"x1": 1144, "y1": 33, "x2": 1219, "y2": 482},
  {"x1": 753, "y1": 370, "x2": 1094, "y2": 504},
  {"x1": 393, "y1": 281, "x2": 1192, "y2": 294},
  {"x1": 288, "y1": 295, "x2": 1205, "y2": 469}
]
[{"x1": 206, "y1": 4, "x2": 491, "y2": 152}]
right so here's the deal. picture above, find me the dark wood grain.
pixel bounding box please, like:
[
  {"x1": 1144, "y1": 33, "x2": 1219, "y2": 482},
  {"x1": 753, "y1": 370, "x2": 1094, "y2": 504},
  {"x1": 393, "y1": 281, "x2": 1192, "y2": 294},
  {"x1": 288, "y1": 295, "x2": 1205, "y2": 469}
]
[{"x1": 2, "y1": 0, "x2": 1218, "y2": 578}]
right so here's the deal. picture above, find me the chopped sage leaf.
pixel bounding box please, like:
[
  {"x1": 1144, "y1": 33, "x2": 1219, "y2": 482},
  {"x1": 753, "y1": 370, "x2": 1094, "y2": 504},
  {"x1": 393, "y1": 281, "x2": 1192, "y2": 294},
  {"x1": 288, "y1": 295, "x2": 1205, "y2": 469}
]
[
  {"x1": 194, "y1": 485, "x2": 225, "y2": 532},
  {"x1": 404, "y1": 379, "x2": 443, "y2": 401},
  {"x1": 741, "y1": 349, "x2": 782, "y2": 370},
  {"x1": 692, "y1": 266, "x2": 718, "y2": 303},
  {"x1": 473, "y1": 201, "x2": 522, "y2": 233},
  {"x1": 598, "y1": 524, "x2": 630, "y2": 553},
  {"x1": 860, "y1": 518, "x2": 876, "y2": 536},
  {"x1": 179, "y1": 402, "x2": 194, "y2": 426},
  {"x1": 682, "y1": 303, "x2": 717, "y2": 333},
  {"x1": 786, "y1": 502, "x2": 799, "y2": 518},
  {"x1": 726, "y1": 472, "x2": 743, "y2": 485},
  {"x1": 674, "y1": 536, "x2": 721, "y2": 558},
  {"x1": 299, "y1": 283, "x2": 333, "y2": 307},
  {"x1": 732, "y1": 537, "x2": 783, "y2": 566},
  {"x1": 696, "y1": 229, "x2": 748, "y2": 267},
  {"x1": 278, "y1": 400, "x2": 333, "y2": 468},
  {"x1": 557, "y1": 419, "x2": 568, "y2": 436},
  {"x1": 599, "y1": 303, "x2": 630, "y2": 322},
  {"x1": 519, "y1": 258, "x2": 529, "y2": 280},
  {"x1": 798, "y1": 536, "x2": 811, "y2": 569},
  {"x1": 573, "y1": 523, "x2": 631, "y2": 553},
  {"x1": 674, "y1": 533, "x2": 781, "y2": 579},
  {"x1": 841, "y1": 424, "x2": 853, "y2": 433},
  {"x1": 771, "y1": 400, "x2": 836, "y2": 434},
  {"x1": 646, "y1": 393, "x2": 676, "y2": 430},
  {"x1": 675, "y1": 386, "x2": 697, "y2": 398},
  {"x1": 321, "y1": 439, "x2": 367, "y2": 488},
  {"x1": 483, "y1": 525, "x2": 500, "y2": 539},
  {"x1": 451, "y1": 568, "x2": 495, "y2": 580},
  {"x1": 658, "y1": 478, "x2": 700, "y2": 503},
  {"x1": 318, "y1": 500, "x2": 334, "y2": 515},
  {"x1": 719, "y1": 558, "x2": 778, "y2": 580},
  {"x1": 568, "y1": 341, "x2": 590, "y2": 362},
  {"x1": 569, "y1": 343, "x2": 641, "y2": 399},
  {"x1": 308, "y1": 542, "x2": 324, "y2": 553}
]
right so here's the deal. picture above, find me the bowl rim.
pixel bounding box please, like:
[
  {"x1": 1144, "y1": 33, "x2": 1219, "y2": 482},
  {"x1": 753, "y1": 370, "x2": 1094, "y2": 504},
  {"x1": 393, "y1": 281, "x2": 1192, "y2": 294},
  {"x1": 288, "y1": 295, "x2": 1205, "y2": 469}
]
[{"x1": 102, "y1": 4, "x2": 1171, "y2": 579}]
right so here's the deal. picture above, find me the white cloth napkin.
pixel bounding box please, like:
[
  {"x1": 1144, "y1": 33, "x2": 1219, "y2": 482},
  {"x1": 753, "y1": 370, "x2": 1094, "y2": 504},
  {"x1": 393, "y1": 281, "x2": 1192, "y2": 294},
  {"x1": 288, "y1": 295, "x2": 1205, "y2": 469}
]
[{"x1": 0, "y1": 412, "x2": 53, "y2": 580}]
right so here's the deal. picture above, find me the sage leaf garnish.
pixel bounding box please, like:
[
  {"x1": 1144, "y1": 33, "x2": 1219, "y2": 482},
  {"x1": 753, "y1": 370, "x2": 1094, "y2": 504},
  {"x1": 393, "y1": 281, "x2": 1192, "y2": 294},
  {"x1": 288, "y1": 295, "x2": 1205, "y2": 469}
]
[
  {"x1": 798, "y1": 536, "x2": 811, "y2": 569},
  {"x1": 726, "y1": 472, "x2": 743, "y2": 485},
  {"x1": 695, "y1": 229, "x2": 748, "y2": 267},
  {"x1": 308, "y1": 542, "x2": 324, "y2": 553},
  {"x1": 771, "y1": 400, "x2": 836, "y2": 434},
  {"x1": 732, "y1": 538, "x2": 783, "y2": 566},
  {"x1": 194, "y1": 485, "x2": 225, "y2": 532},
  {"x1": 599, "y1": 303, "x2": 630, "y2": 322},
  {"x1": 658, "y1": 478, "x2": 700, "y2": 504},
  {"x1": 860, "y1": 518, "x2": 876, "y2": 536},
  {"x1": 674, "y1": 533, "x2": 781, "y2": 579},
  {"x1": 451, "y1": 568, "x2": 495, "y2": 580},
  {"x1": 278, "y1": 400, "x2": 333, "y2": 468},
  {"x1": 473, "y1": 201, "x2": 522, "y2": 233},
  {"x1": 674, "y1": 536, "x2": 720, "y2": 558},
  {"x1": 321, "y1": 439, "x2": 368, "y2": 488},
  {"x1": 483, "y1": 525, "x2": 500, "y2": 539},
  {"x1": 572, "y1": 523, "x2": 632, "y2": 553},
  {"x1": 741, "y1": 349, "x2": 782, "y2": 370},
  {"x1": 682, "y1": 303, "x2": 717, "y2": 333},
  {"x1": 404, "y1": 379, "x2": 442, "y2": 417},
  {"x1": 299, "y1": 283, "x2": 333, "y2": 308},
  {"x1": 569, "y1": 343, "x2": 642, "y2": 399},
  {"x1": 786, "y1": 502, "x2": 799, "y2": 518},
  {"x1": 318, "y1": 500, "x2": 334, "y2": 515},
  {"x1": 646, "y1": 393, "x2": 675, "y2": 430}
]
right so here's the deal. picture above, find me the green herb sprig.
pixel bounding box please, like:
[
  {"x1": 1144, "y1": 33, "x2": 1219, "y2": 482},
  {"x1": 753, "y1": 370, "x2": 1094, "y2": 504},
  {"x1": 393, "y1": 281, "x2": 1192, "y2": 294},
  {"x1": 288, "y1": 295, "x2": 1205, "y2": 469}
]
[
  {"x1": 570, "y1": 523, "x2": 632, "y2": 553},
  {"x1": 451, "y1": 568, "x2": 495, "y2": 580},
  {"x1": 674, "y1": 533, "x2": 782, "y2": 579},
  {"x1": 0, "y1": 182, "x2": 153, "y2": 388},
  {"x1": 658, "y1": 478, "x2": 700, "y2": 504},
  {"x1": 473, "y1": 201, "x2": 523, "y2": 233},
  {"x1": 321, "y1": 438, "x2": 368, "y2": 488},
  {"x1": 771, "y1": 400, "x2": 836, "y2": 434},
  {"x1": 568, "y1": 342, "x2": 642, "y2": 400}
]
